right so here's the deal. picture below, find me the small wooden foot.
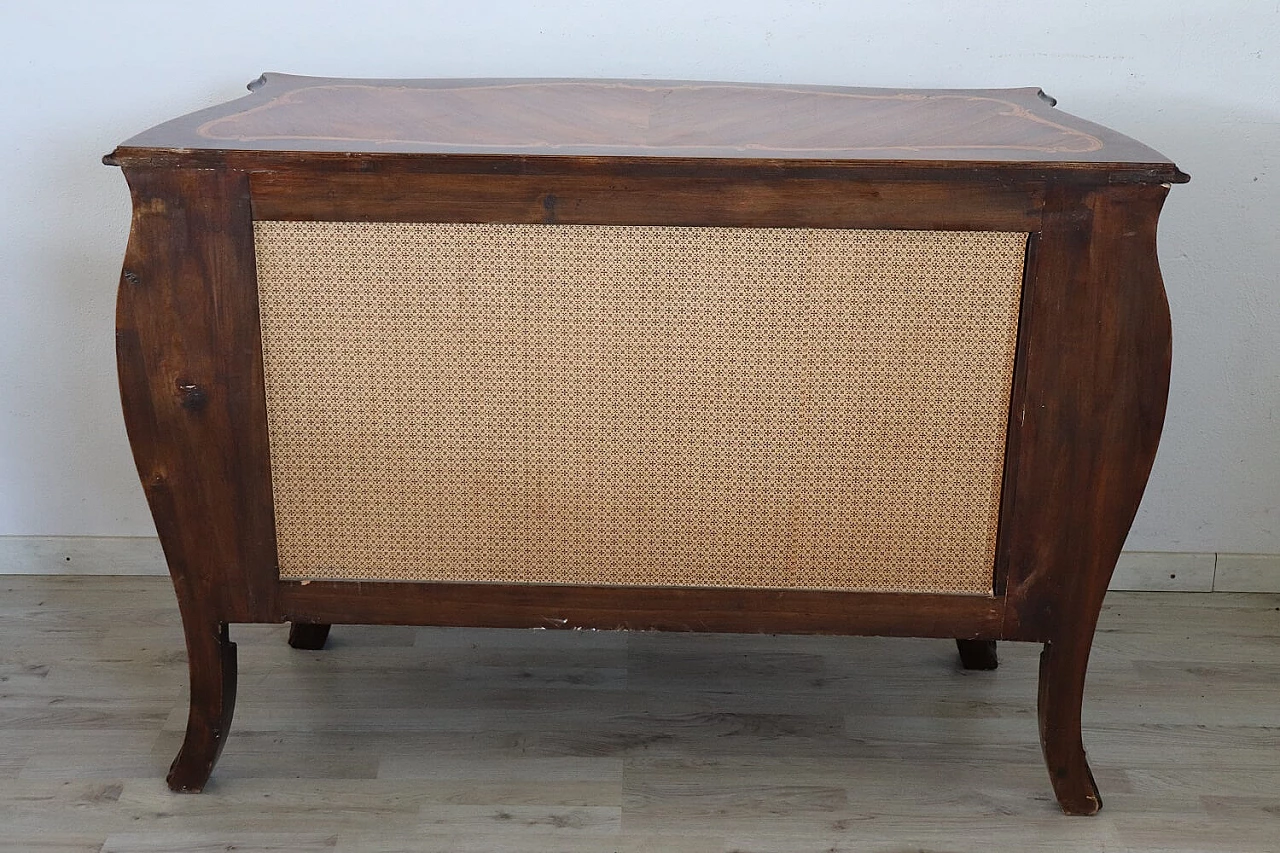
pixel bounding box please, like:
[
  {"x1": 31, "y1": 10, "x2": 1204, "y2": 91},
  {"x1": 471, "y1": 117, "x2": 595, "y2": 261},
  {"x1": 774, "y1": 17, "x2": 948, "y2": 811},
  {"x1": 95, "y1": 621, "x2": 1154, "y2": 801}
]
[
  {"x1": 956, "y1": 639, "x2": 998, "y2": 670},
  {"x1": 287, "y1": 622, "x2": 332, "y2": 650},
  {"x1": 1038, "y1": 640, "x2": 1102, "y2": 815},
  {"x1": 167, "y1": 621, "x2": 237, "y2": 793}
]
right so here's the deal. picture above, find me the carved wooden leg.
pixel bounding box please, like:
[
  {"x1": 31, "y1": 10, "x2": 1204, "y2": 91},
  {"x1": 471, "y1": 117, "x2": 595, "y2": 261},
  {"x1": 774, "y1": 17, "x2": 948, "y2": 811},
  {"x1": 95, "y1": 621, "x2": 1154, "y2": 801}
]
[
  {"x1": 287, "y1": 622, "x2": 332, "y2": 650},
  {"x1": 956, "y1": 639, "x2": 998, "y2": 670},
  {"x1": 1037, "y1": 639, "x2": 1101, "y2": 815},
  {"x1": 167, "y1": 620, "x2": 237, "y2": 793}
]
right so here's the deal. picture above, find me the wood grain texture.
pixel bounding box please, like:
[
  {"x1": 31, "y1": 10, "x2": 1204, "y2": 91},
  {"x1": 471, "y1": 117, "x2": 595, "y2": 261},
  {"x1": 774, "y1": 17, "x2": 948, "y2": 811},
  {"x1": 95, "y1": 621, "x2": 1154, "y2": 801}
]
[
  {"x1": 278, "y1": 582, "x2": 1004, "y2": 638},
  {"x1": 994, "y1": 183, "x2": 1174, "y2": 812},
  {"x1": 1001, "y1": 184, "x2": 1175, "y2": 639},
  {"x1": 114, "y1": 168, "x2": 278, "y2": 791},
  {"x1": 115, "y1": 168, "x2": 279, "y2": 623},
  {"x1": 2, "y1": 577, "x2": 1278, "y2": 852},
  {"x1": 248, "y1": 171, "x2": 1046, "y2": 231},
  {"x1": 107, "y1": 75, "x2": 1187, "y2": 185}
]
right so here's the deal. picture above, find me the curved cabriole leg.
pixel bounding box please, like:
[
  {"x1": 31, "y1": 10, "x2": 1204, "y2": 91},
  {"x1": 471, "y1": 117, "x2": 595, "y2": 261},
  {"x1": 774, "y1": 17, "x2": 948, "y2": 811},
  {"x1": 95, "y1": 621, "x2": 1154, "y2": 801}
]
[
  {"x1": 167, "y1": 620, "x2": 237, "y2": 793},
  {"x1": 956, "y1": 639, "x2": 998, "y2": 670},
  {"x1": 287, "y1": 622, "x2": 332, "y2": 650},
  {"x1": 1038, "y1": 639, "x2": 1101, "y2": 815}
]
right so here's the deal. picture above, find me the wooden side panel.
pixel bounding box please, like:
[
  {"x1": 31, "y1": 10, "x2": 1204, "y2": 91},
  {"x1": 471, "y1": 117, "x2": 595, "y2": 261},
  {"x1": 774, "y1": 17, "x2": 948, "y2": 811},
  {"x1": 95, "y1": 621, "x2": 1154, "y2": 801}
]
[
  {"x1": 115, "y1": 168, "x2": 278, "y2": 622},
  {"x1": 992, "y1": 183, "x2": 1172, "y2": 813},
  {"x1": 999, "y1": 183, "x2": 1173, "y2": 642}
]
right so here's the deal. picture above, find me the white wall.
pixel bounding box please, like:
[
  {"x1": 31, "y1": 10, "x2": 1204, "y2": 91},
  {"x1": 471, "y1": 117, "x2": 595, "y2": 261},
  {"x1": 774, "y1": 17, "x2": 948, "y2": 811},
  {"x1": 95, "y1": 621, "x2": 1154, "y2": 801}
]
[{"x1": 0, "y1": 1, "x2": 1276, "y2": 553}]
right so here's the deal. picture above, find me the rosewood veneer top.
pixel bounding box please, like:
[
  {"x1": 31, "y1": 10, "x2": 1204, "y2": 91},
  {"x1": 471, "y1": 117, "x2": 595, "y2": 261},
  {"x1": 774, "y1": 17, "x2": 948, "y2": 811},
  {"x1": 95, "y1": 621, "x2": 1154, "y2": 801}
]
[{"x1": 107, "y1": 74, "x2": 1186, "y2": 183}]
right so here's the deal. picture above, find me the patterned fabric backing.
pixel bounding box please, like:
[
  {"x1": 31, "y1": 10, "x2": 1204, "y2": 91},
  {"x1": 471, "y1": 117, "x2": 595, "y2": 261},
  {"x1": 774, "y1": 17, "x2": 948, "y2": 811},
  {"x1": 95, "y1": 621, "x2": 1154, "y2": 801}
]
[{"x1": 253, "y1": 223, "x2": 1026, "y2": 593}]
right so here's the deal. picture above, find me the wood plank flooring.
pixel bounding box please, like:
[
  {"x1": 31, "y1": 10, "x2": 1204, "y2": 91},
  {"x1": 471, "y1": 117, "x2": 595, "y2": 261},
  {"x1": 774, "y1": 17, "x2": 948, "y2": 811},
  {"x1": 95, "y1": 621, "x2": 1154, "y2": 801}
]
[{"x1": 0, "y1": 576, "x2": 1277, "y2": 852}]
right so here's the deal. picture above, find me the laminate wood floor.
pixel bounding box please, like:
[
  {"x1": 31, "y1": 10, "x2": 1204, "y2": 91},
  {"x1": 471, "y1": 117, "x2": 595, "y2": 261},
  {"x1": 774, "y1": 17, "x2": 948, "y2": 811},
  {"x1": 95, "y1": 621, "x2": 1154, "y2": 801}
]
[{"x1": 1, "y1": 576, "x2": 1277, "y2": 852}]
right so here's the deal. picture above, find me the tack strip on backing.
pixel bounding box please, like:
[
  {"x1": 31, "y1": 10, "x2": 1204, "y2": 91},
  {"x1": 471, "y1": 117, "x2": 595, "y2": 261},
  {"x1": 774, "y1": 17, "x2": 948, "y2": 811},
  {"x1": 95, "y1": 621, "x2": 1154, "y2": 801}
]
[{"x1": 254, "y1": 223, "x2": 1026, "y2": 593}]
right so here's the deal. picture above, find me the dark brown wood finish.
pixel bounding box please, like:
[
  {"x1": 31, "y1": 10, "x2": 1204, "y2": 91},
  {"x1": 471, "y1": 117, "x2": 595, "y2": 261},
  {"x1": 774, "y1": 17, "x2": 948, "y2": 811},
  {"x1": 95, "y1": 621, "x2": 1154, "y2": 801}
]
[
  {"x1": 278, "y1": 583, "x2": 1006, "y2": 639},
  {"x1": 248, "y1": 171, "x2": 1045, "y2": 230},
  {"x1": 1001, "y1": 183, "x2": 1175, "y2": 814},
  {"x1": 165, "y1": 621, "x2": 236, "y2": 792},
  {"x1": 108, "y1": 75, "x2": 1184, "y2": 813},
  {"x1": 115, "y1": 167, "x2": 280, "y2": 790},
  {"x1": 956, "y1": 639, "x2": 1000, "y2": 671},
  {"x1": 115, "y1": 168, "x2": 279, "y2": 623},
  {"x1": 1001, "y1": 183, "x2": 1173, "y2": 638},
  {"x1": 286, "y1": 622, "x2": 331, "y2": 650}
]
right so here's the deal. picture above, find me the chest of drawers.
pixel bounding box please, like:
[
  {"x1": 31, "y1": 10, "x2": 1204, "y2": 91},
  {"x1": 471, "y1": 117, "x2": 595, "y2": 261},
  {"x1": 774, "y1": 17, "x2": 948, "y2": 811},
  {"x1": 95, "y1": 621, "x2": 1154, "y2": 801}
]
[{"x1": 107, "y1": 75, "x2": 1186, "y2": 813}]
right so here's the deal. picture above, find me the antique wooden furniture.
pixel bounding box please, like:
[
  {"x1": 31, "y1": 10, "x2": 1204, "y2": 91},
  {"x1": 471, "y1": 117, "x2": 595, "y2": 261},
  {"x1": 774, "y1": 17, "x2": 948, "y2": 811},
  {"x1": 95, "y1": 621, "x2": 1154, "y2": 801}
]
[{"x1": 106, "y1": 75, "x2": 1187, "y2": 813}]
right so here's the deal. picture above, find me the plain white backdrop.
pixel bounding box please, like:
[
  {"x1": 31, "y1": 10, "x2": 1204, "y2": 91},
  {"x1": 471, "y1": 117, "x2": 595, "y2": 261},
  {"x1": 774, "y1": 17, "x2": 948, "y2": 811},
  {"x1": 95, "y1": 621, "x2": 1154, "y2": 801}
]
[{"x1": 0, "y1": 1, "x2": 1276, "y2": 555}]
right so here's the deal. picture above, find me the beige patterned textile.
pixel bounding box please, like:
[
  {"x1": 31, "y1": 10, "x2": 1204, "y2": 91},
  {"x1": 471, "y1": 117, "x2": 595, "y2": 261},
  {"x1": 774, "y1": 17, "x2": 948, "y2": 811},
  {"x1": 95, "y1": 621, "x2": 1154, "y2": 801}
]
[{"x1": 254, "y1": 223, "x2": 1026, "y2": 593}]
